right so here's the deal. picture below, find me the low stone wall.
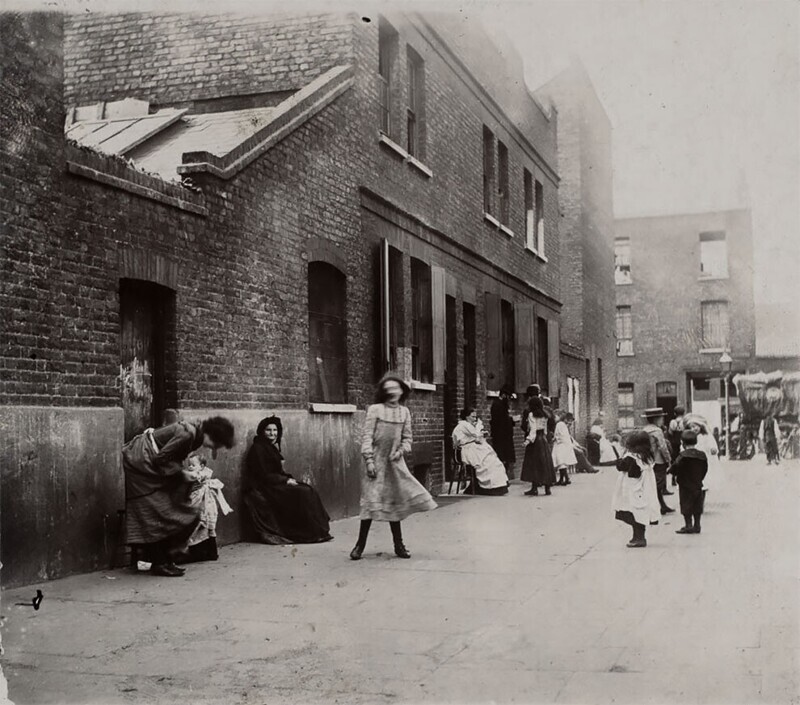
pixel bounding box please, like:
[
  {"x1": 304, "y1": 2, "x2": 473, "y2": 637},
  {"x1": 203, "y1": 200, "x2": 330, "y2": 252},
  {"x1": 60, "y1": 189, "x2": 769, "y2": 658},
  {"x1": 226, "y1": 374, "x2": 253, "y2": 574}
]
[
  {"x1": 0, "y1": 407, "x2": 124, "y2": 588},
  {"x1": 0, "y1": 406, "x2": 365, "y2": 588}
]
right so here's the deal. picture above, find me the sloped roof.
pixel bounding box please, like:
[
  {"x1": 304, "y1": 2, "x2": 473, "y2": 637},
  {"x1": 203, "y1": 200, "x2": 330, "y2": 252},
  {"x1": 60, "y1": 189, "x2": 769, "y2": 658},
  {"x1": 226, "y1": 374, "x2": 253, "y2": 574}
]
[
  {"x1": 65, "y1": 64, "x2": 353, "y2": 182},
  {"x1": 64, "y1": 108, "x2": 186, "y2": 156},
  {"x1": 126, "y1": 107, "x2": 276, "y2": 180}
]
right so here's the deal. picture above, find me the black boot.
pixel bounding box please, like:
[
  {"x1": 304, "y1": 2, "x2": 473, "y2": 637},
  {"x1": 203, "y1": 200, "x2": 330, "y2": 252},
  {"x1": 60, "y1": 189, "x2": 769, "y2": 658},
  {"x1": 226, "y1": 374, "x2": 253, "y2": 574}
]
[
  {"x1": 350, "y1": 519, "x2": 371, "y2": 560},
  {"x1": 524, "y1": 484, "x2": 538, "y2": 496},
  {"x1": 627, "y1": 523, "x2": 647, "y2": 547},
  {"x1": 676, "y1": 515, "x2": 694, "y2": 534},
  {"x1": 390, "y1": 521, "x2": 411, "y2": 559},
  {"x1": 544, "y1": 485, "x2": 552, "y2": 496},
  {"x1": 562, "y1": 469, "x2": 571, "y2": 486},
  {"x1": 692, "y1": 514, "x2": 702, "y2": 534}
]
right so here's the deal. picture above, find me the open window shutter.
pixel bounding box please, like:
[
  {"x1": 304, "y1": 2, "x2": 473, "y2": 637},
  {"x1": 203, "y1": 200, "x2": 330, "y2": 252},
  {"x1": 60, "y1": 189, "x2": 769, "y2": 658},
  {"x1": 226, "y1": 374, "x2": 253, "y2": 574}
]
[
  {"x1": 484, "y1": 292, "x2": 502, "y2": 392},
  {"x1": 547, "y1": 318, "x2": 560, "y2": 398},
  {"x1": 514, "y1": 302, "x2": 535, "y2": 395},
  {"x1": 379, "y1": 239, "x2": 391, "y2": 375},
  {"x1": 431, "y1": 266, "x2": 446, "y2": 384}
]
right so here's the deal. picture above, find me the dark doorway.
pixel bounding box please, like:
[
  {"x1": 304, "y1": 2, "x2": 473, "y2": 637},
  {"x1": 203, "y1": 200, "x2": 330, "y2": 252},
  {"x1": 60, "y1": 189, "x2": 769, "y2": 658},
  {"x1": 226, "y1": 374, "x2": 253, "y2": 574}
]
[
  {"x1": 463, "y1": 302, "x2": 476, "y2": 408},
  {"x1": 120, "y1": 279, "x2": 173, "y2": 442},
  {"x1": 656, "y1": 381, "x2": 678, "y2": 421},
  {"x1": 444, "y1": 295, "x2": 458, "y2": 481},
  {"x1": 308, "y1": 261, "x2": 348, "y2": 403}
]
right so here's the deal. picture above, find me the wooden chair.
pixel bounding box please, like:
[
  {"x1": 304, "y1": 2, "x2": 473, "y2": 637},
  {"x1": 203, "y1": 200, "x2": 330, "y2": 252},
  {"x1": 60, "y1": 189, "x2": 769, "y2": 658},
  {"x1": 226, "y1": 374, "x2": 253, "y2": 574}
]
[{"x1": 448, "y1": 445, "x2": 477, "y2": 495}]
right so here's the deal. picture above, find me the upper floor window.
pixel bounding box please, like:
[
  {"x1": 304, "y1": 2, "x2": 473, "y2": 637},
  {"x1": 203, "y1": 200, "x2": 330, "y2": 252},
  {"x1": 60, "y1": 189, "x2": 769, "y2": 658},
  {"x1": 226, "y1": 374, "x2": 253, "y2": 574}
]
[
  {"x1": 497, "y1": 140, "x2": 509, "y2": 226},
  {"x1": 406, "y1": 46, "x2": 425, "y2": 159},
  {"x1": 482, "y1": 126, "x2": 496, "y2": 216},
  {"x1": 524, "y1": 169, "x2": 535, "y2": 250},
  {"x1": 699, "y1": 231, "x2": 728, "y2": 278},
  {"x1": 618, "y1": 383, "x2": 635, "y2": 429},
  {"x1": 378, "y1": 18, "x2": 398, "y2": 138},
  {"x1": 615, "y1": 238, "x2": 632, "y2": 284},
  {"x1": 410, "y1": 257, "x2": 433, "y2": 383},
  {"x1": 308, "y1": 262, "x2": 347, "y2": 403},
  {"x1": 534, "y1": 178, "x2": 544, "y2": 253},
  {"x1": 616, "y1": 306, "x2": 633, "y2": 356},
  {"x1": 700, "y1": 300, "x2": 729, "y2": 350}
]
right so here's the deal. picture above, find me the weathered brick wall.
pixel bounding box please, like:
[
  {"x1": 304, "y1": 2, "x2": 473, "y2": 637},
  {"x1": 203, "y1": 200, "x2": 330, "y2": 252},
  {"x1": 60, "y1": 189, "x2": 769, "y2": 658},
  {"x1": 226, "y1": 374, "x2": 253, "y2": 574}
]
[
  {"x1": 64, "y1": 12, "x2": 354, "y2": 106},
  {"x1": 536, "y1": 64, "x2": 617, "y2": 431},
  {"x1": 616, "y1": 209, "x2": 756, "y2": 414}
]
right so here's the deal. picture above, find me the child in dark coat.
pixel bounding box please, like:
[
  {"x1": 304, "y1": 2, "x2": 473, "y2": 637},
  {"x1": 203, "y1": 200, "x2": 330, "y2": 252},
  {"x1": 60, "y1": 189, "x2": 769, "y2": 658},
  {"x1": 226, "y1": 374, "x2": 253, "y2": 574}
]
[{"x1": 668, "y1": 429, "x2": 708, "y2": 534}]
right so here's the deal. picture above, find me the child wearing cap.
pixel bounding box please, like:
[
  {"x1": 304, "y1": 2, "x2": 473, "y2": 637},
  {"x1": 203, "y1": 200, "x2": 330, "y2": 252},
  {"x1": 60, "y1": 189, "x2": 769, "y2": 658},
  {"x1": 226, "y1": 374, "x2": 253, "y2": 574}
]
[{"x1": 667, "y1": 430, "x2": 708, "y2": 534}]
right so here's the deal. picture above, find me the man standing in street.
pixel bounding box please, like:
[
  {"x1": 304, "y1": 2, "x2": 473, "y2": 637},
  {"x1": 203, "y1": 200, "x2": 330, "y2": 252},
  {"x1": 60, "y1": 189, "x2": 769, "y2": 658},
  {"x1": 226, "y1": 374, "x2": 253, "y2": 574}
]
[
  {"x1": 642, "y1": 407, "x2": 674, "y2": 514},
  {"x1": 491, "y1": 385, "x2": 517, "y2": 480}
]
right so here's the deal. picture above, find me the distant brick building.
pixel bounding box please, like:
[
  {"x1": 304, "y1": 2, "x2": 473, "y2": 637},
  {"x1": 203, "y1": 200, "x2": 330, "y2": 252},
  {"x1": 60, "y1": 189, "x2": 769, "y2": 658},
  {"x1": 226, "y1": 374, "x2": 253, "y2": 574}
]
[
  {"x1": 614, "y1": 209, "x2": 756, "y2": 433},
  {"x1": 2, "y1": 11, "x2": 569, "y2": 586},
  {"x1": 536, "y1": 61, "x2": 617, "y2": 439}
]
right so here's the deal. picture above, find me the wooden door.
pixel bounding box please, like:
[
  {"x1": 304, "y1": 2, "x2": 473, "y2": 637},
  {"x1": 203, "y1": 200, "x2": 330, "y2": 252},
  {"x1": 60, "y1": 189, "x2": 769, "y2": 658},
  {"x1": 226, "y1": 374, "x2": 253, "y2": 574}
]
[
  {"x1": 120, "y1": 280, "x2": 167, "y2": 441},
  {"x1": 443, "y1": 295, "x2": 458, "y2": 480}
]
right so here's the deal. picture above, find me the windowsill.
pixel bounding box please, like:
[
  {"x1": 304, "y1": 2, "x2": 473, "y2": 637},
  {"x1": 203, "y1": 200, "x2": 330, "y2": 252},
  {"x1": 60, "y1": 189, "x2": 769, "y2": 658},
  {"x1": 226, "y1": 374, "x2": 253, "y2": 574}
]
[
  {"x1": 525, "y1": 245, "x2": 548, "y2": 262},
  {"x1": 617, "y1": 352, "x2": 635, "y2": 357},
  {"x1": 615, "y1": 281, "x2": 633, "y2": 286},
  {"x1": 486, "y1": 390, "x2": 500, "y2": 398},
  {"x1": 698, "y1": 275, "x2": 729, "y2": 281},
  {"x1": 484, "y1": 212, "x2": 501, "y2": 228},
  {"x1": 699, "y1": 348, "x2": 726, "y2": 354},
  {"x1": 409, "y1": 380, "x2": 436, "y2": 391},
  {"x1": 309, "y1": 403, "x2": 358, "y2": 414},
  {"x1": 378, "y1": 132, "x2": 408, "y2": 160},
  {"x1": 499, "y1": 224, "x2": 514, "y2": 238},
  {"x1": 407, "y1": 155, "x2": 432, "y2": 178}
]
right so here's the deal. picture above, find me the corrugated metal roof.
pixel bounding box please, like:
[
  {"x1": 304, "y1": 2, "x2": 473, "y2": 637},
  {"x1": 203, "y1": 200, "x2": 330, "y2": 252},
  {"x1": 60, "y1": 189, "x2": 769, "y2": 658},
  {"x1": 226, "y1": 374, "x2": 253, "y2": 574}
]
[{"x1": 64, "y1": 108, "x2": 186, "y2": 156}]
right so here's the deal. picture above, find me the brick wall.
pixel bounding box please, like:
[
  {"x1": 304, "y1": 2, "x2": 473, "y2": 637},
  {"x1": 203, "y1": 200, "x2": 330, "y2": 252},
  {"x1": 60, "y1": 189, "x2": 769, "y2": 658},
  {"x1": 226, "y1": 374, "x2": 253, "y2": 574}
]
[
  {"x1": 536, "y1": 63, "x2": 617, "y2": 432},
  {"x1": 615, "y1": 209, "x2": 756, "y2": 416},
  {"x1": 64, "y1": 12, "x2": 354, "y2": 106}
]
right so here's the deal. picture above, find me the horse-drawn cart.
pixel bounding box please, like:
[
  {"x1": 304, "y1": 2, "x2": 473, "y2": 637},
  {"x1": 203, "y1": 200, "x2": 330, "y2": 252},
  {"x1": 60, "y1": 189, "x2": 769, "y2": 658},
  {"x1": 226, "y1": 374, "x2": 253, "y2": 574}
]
[{"x1": 732, "y1": 371, "x2": 800, "y2": 460}]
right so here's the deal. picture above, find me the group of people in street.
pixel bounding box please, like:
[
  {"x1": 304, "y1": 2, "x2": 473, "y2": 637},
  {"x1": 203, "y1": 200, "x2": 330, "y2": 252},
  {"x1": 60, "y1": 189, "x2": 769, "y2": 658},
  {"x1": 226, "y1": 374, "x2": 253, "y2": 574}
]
[
  {"x1": 612, "y1": 405, "x2": 721, "y2": 548},
  {"x1": 122, "y1": 368, "x2": 739, "y2": 572}
]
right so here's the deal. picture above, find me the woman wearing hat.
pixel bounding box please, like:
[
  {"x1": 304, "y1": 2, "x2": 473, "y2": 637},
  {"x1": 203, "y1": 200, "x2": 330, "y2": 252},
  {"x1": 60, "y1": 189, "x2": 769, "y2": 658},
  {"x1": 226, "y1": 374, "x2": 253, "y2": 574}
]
[
  {"x1": 243, "y1": 415, "x2": 333, "y2": 544},
  {"x1": 350, "y1": 372, "x2": 437, "y2": 560}
]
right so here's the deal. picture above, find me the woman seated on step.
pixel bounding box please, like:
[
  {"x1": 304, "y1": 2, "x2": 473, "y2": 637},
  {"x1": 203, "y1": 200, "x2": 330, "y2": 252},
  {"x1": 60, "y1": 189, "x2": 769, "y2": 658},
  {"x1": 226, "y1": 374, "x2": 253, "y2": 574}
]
[
  {"x1": 243, "y1": 415, "x2": 333, "y2": 544},
  {"x1": 451, "y1": 407, "x2": 510, "y2": 495}
]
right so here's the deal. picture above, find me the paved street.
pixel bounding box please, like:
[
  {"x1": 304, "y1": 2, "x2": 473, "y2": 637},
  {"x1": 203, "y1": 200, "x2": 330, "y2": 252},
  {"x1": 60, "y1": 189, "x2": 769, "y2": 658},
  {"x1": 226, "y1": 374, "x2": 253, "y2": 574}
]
[{"x1": 2, "y1": 457, "x2": 798, "y2": 705}]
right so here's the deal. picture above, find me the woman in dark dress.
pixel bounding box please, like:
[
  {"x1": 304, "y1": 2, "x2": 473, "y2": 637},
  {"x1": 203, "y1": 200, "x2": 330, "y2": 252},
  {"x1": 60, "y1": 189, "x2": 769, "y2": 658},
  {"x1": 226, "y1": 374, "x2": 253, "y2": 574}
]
[
  {"x1": 520, "y1": 396, "x2": 557, "y2": 496},
  {"x1": 123, "y1": 416, "x2": 235, "y2": 577},
  {"x1": 243, "y1": 415, "x2": 333, "y2": 544}
]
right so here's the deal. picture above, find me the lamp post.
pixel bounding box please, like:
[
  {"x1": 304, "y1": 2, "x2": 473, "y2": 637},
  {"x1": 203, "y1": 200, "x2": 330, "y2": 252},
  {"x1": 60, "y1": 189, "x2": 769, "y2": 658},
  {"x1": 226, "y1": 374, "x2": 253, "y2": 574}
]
[{"x1": 719, "y1": 351, "x2": 733, "y2": 456}]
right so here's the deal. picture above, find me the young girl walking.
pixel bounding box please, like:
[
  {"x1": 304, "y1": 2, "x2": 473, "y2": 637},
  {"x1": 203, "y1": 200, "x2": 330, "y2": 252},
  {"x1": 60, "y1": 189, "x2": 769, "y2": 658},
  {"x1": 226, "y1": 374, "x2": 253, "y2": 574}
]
[{"x1": 521, "y1": 396, "x2": 557, "y2": 496}]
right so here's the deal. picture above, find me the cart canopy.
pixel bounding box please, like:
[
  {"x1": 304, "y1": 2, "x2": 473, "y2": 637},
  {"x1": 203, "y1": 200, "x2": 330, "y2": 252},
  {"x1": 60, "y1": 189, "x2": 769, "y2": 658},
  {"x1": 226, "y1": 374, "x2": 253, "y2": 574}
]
[{"x1": 733, "y1": 371, "x2": 800, "y2": 419}]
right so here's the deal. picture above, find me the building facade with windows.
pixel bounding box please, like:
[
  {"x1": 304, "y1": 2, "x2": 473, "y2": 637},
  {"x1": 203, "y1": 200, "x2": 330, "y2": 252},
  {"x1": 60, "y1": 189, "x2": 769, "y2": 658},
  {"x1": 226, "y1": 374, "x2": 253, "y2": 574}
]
[
  {"x1": 2, "y1": 12, "x2": 563, "y2": 585},
  {"x1": 613, "y1": 209, "x2": 756, "y2": 432},
  {"x1": 535, "y1": 61, "x2": 618, "y2": 438}
]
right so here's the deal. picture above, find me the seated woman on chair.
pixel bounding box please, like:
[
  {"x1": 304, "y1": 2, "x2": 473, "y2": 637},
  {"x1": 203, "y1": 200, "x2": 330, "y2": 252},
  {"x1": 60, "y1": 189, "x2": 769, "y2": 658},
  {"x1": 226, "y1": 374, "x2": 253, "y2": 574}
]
[{"x1": 451, "y1": 407, "x2": 509, "y2": 495}]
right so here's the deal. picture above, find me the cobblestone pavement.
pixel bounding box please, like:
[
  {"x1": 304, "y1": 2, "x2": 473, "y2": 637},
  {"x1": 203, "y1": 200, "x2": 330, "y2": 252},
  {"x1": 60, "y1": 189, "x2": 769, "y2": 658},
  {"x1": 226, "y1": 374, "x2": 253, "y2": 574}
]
[{"x1": 2, "y1": 457, "x2": 798, "y2": 704}]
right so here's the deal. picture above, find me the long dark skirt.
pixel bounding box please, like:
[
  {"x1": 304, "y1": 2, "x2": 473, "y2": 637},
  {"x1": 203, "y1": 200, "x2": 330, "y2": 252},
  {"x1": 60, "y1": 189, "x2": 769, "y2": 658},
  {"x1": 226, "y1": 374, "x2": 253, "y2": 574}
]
[
  {"x1": 586, "y1": 436, "x2": 601, "y2": 464},
  {"x1": 521, "y1": 432, "x2": 557, "y2": 487},
  {"x1": 244, "y1": 482, "x2": 332, "y2": 545},
  {"x1": 679, "y1": 486, "x2": 705, "y2": 516}
]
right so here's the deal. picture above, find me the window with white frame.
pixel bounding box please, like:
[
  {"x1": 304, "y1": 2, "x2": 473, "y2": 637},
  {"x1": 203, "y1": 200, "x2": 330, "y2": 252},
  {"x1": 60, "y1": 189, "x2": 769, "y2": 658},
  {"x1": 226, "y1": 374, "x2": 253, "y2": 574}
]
[
  {"x1": 701, "y1": 300, "x2": 729, "y2": 350},
  {"x1": 406, "y1": 46, "x2": 425, "y2": 159},
  {"x1": 524, "y1": 169, "x2": 535, "y2": 250},
  {"x1": 615, "y1": 238, "x2": 632, "y2": 284},
  {"x1": 699, "y1": 231, "x2": 728, "y2": 279},
  {"x1": 377, "y1": 18, "x2": 398, "y2": 138},
  {"x1": 534, "y1": 178, "x2": 544, "y2": 252},
  {"x1": 616, "y1": 306, "x2": 633, "y2": 356},
  {"x1": 618, "y1": 383, "x2": 634, "y2": 429},
  {"x1": 498, "y1": 140, "x2": 509, "y2": 226},
  {"x1": 482, "y1": 126, "x2": 495, "y2": 216}
]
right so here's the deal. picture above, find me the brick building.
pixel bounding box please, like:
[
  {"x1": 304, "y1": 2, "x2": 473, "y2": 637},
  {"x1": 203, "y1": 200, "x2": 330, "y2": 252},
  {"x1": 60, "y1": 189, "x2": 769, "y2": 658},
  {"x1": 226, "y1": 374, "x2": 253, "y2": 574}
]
[
  {"x1": 614, "y1": 209, "x2": 756, "y2": 433},
  {"x1": 2, "y1": 11, "x2": 565, "y2": 586},
  {"x1": 536, "y1": 60, "x2": 617, "y2": 439}
]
